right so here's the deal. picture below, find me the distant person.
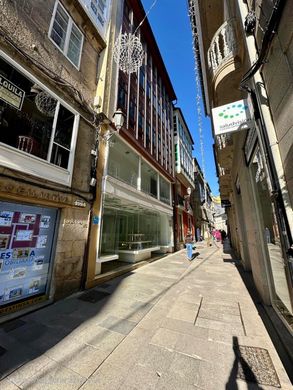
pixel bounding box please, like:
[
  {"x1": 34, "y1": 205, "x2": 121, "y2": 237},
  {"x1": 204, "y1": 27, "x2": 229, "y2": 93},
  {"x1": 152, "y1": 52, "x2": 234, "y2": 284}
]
[{"x1": 220, "y1": 229, "x2": 226, "y2": 244}]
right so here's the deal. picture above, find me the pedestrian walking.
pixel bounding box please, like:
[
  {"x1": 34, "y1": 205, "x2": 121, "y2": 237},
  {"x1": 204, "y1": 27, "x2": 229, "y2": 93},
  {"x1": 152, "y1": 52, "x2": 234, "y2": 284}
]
[{"x1": 220, "y1": 229, "x2": 226, "y2": 244}]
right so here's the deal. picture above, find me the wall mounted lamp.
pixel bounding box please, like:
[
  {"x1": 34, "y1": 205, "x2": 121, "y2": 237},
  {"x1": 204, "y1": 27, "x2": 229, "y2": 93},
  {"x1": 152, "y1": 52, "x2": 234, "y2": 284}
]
[{"x1": 112, "y1": 108, "x2": 125, "y2": 132}]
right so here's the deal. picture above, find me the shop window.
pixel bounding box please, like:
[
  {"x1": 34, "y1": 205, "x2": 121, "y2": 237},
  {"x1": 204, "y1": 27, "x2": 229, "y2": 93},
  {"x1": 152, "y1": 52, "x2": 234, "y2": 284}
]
[
  {"x1": 49, "y1": 1, "x2": 84, "y2": 68},
  {"x1": 0, "y1": 200, "x2": 57, "y2": 310},
  {"x1": 100, "y1": 198, "x2": 161, "y2": 256},
  {"x1": 0, "y1": 54, "x2": 78, "y2": 185}
]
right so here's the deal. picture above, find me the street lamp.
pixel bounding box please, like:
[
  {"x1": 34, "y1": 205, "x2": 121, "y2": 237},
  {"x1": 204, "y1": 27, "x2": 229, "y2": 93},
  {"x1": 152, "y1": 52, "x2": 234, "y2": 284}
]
[{"x1": 112, "y1": 108, "x2": 125, "y2": 132}]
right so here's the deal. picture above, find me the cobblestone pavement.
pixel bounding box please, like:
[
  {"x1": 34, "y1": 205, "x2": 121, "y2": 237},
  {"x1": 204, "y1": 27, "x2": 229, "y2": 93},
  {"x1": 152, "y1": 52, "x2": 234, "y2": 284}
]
[{"x1": 0, "y1": 242, "x2": 292, "y2": 389}]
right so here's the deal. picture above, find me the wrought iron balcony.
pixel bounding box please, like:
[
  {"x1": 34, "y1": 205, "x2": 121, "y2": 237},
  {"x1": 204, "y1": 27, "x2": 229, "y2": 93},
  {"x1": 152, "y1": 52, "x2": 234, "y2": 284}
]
[{"x1": 207, "y1": 19, "x2": 237, "y2": 78}]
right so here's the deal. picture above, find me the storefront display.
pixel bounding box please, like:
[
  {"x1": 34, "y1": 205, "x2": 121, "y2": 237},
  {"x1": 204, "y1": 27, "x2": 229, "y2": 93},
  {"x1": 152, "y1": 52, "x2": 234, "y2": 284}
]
[
  {"x1": 250, "y1": 147, "x2": 293, "y2": 329},
  {"x1": 0, "y1": 201, "x2": 57, "y2": 314}
]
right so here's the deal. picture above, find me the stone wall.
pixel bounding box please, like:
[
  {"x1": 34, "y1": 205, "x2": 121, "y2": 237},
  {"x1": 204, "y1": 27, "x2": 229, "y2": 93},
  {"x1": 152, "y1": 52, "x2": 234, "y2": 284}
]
[
  {"x1": 254, "y1": 0, "x2": 293, "y2": 207},
  {"x1": 0, "y1": 0, "x2": 102, "y2": 300},
  {"x1": 54, "y1": 207, "x2": 90, "y2": 299}
]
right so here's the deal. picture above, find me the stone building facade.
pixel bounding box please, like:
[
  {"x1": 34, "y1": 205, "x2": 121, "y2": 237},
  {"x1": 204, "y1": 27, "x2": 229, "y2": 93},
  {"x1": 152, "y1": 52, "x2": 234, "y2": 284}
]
[
  {"x1": 189, "y1": 0, "x2": 293, "y2": 356},
  {"x1": 0, "y1": 0, "x2": 106, "y2": 319}
]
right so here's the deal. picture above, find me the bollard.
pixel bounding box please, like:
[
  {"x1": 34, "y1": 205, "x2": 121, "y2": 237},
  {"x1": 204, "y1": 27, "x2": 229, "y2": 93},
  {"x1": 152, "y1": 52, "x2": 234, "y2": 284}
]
[{"x1": 186, "y1": 243, "x2": 193, "y2": 260}]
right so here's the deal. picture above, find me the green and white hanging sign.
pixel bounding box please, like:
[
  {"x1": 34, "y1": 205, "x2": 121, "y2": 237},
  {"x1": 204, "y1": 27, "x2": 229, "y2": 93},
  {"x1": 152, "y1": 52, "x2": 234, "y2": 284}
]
[{"x1": 212, "y1": 99, "x2": 254, "y2": 136}]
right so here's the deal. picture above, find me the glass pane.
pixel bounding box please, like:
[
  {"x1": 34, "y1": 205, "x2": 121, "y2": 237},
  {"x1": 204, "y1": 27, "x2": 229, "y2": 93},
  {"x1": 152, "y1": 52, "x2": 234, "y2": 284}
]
[
  {"x1": 251, "y1": 148, "x2": 293, "y2": 326},
  {"x1": 108, "y1": 137, "x2": 139, "y2": 188},
  {"x1": 0, "y1": 56, "x2": 54, "y2": 160},
  {"x1": 50, "y1": 143, "x2": 70, "y2": 169},
  {"x1": 160, "y1": 176, "x2": 170, "y2": 204},
  {"x1": 141, "y1": 161, "x2": 157, "y2": 198},
  {"x1": 67, "y1": 24, "x2": 82, "y2": 66},
  {"x1": 54, "y1": 104, "x2": 74, "y2": 149},
  {"x1": 51, "y1": 5, "x2": 69, "y2": 50}
]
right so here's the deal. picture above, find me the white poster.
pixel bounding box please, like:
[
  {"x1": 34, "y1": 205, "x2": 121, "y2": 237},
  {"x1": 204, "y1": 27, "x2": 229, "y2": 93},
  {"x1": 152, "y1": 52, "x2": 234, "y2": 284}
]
[
  {"x1": 40, "y1": 216, "x2": 51, "y2": 228},
  {"x1": 36, "y1": 235, "x2": 47, "y2": 248},
  {"x1": 15, "y1": 230, "x2": 33, "y2": 241},
  {"x1": 0, "y1": 211, "x2": 14, "y2": 226}
]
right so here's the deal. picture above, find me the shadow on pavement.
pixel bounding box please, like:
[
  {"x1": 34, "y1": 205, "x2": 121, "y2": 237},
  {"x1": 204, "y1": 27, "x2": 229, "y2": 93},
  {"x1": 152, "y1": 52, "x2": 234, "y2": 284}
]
[
  {"x1": 222, "y1": 240, "x2": 293, "y2": 384},
  {"x1": 0, "y1": 246, "x2": 219, "y2": 386},
  {"x1": 226, "y1": 336, "x2": 264, "y2": 390}
]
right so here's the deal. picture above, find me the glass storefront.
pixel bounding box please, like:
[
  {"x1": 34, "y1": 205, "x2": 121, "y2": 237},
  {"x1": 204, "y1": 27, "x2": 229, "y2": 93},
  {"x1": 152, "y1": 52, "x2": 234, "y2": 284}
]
[
  {"x1": 100, "y1": 195, "x2": 172, "y2": 257},
  {"x1": 0, "y1": 201, "x2": 57, "y2": 314},
  {"x1": 250, "y1": 146, "x2": 293, "y2": 329}
]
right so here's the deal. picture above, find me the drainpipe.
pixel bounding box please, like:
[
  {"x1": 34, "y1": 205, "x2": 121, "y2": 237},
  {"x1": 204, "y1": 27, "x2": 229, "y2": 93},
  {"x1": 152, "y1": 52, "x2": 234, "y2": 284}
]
[{"x1": 237, "y1": 0, "x2": 293, "y2": 239}]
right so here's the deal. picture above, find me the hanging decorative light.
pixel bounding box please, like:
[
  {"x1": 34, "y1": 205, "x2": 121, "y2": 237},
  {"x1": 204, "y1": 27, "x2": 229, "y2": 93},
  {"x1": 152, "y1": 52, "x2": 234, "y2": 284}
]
[
  {"x1": 35, "y1": 91, "x2": 57, "y2": 117},
  {"x1": 113, "y1": 0, "x2": 158, "y2": 74},
  {"x1": 113, "y1": 33, "x2": 144, "y2": 74},
  {"x1": 189, "y1": 0, "x2": 207, "y2": 200}
]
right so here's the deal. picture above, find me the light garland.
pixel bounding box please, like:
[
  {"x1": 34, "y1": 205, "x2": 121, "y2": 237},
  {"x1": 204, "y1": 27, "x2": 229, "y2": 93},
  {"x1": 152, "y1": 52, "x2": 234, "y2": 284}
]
[{"x1": 188, "y1": 0, "x2": 207, "y2": 199}]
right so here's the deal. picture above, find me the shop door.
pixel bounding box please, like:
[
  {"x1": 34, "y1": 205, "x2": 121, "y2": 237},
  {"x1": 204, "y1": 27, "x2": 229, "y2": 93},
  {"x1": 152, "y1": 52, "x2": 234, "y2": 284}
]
[{"x1": 0, "y1": 201, "x2": 57, "y2": 313}]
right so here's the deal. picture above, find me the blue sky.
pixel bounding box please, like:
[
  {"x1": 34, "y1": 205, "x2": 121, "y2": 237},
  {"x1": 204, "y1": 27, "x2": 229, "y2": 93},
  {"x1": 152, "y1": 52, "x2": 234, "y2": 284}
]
[{"x1": 141, "y1": 0, "x2": 219, "y2": 195}]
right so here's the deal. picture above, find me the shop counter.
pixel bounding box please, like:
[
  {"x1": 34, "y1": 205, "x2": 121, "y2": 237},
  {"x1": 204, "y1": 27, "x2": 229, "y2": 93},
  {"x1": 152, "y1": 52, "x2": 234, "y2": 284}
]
[{"x1": 97, "y1": 254, "x2": 119, "y2": 263}]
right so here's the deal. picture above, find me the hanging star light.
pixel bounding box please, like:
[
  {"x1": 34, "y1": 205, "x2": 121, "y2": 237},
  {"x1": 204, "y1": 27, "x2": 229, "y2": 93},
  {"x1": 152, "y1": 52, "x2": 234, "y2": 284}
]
[
  {"x1": 113, "y1": 32, "x2": 144, "y2": 74},
  {"x1": 113, "y1": 0, "x2": 158, "y2": 74}
]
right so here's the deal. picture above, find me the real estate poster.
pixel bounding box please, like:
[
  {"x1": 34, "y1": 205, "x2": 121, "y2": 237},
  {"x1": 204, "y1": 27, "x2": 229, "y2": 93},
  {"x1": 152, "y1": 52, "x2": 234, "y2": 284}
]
[
  {"x1": 0, "y1": 211, "x2": 13, "y2": 227},
  {"x1": 0, "y1": 201, "x2": 57, "y2": 308}
]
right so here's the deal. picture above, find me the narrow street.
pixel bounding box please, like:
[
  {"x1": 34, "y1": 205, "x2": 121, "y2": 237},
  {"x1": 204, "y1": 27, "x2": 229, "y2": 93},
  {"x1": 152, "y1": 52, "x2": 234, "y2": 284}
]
[{"x1": 0, "y1": 243, "x2": 291, "y2": 389}]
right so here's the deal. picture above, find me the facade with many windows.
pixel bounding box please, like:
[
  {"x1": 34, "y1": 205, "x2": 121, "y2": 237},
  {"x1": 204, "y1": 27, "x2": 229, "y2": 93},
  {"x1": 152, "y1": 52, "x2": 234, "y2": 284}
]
[
  {"x1": 88, "y1": 0, "x2": 176, "y2": 277},
  {"x1": 0, "y1": 0, "x2": 107, "y2": 318},
  {"x1": 173, "y1": 108, "x2": 195, "y2": 250}
]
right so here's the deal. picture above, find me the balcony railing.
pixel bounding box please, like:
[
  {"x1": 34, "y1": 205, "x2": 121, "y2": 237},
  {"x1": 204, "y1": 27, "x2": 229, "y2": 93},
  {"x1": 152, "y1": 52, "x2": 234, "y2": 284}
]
[
  {"x1": 207, "y1": 19, "x2": 237, "y2": 78},
  {"x1": 216, "y1": 133, "x2": 233, "y2": 150}
]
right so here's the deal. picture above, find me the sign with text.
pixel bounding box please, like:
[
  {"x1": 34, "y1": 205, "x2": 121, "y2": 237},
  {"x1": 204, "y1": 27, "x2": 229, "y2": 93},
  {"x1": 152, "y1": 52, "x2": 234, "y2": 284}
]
[
  {"x1": 0, "y1": 75, "x2": 25, "y2": 110},
  {"x1": 212, "y1": 99, "x2": 254, "y2": 136}
]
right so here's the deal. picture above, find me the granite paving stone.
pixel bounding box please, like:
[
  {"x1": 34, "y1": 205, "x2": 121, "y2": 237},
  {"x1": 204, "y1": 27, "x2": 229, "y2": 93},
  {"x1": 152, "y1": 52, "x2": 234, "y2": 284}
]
[
  {"x1": 98, "y1": 315, "x2": 137, "y2": 335},
  {"x1": 20, "y1": 360, "x2": 86, "y2": 390},
  {"x1": 7, "y1": 354, "x2": 53, "y2": 387},
  {"x1": 0, "y1": 244, "x2": 291, "y2": 390},
  {"x1": 150, "y1": 327, "x2": 180, "y2": 350}
]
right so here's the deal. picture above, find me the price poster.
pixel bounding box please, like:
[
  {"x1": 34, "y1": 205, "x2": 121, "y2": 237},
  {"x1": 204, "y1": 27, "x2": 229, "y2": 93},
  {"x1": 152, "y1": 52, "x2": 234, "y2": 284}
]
[{"x1": 0, "y1": 201, "x2": 57, "y2": 308}]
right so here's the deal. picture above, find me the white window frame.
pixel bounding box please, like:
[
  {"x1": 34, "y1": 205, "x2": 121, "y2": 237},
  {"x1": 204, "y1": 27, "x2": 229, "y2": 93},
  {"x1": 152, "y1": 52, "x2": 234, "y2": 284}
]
[
  {"x1": 0, "y1": 50, "x2": 80, "y2": 187},
  {"x1": 48, "y1": 0, "x2": 84, "y2": 70},
  {"x1": 78, "y1": 0, "x2": 111, "y2": 39}
]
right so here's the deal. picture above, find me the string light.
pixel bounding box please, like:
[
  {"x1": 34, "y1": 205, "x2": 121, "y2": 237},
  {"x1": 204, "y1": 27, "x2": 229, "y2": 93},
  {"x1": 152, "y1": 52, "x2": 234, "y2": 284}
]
[{"x1": 188, "y1": 0, "x2": 207, "y2": 200}]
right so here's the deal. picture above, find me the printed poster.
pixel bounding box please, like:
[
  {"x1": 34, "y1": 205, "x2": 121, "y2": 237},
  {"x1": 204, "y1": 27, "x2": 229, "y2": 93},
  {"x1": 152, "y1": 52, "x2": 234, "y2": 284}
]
[
  {"x1": 0, "y1": 211, "x2": 14, "y2": 226},
  {"x1": 0, "y1": 234, "x2": 10, "y2": 250},
  {"x1": 15, "y1": 230, "x2": 33, "y2": 241},
  {"x1": 36, "y1": 235, "x2": 47, "y2": 249},
  {"x1": 40, "y1": 216, "x2": 50, "y2": 228},
  {"x1": 19, "y1": 213, "x2": 36, "y2": 224},
  {"x1": 0, "y1": 200, "x2": 57, "y2": 309}
]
